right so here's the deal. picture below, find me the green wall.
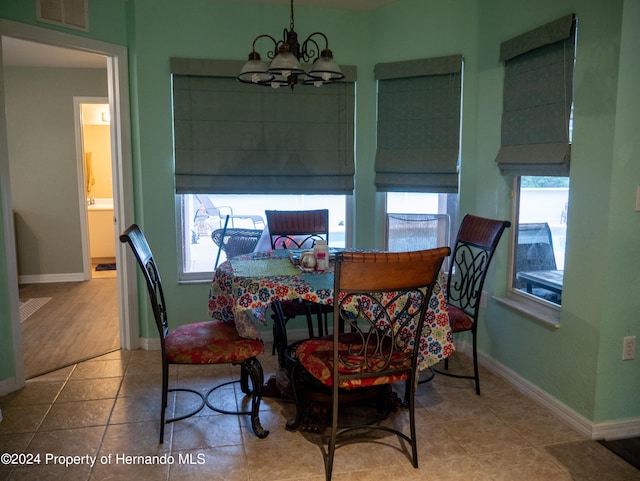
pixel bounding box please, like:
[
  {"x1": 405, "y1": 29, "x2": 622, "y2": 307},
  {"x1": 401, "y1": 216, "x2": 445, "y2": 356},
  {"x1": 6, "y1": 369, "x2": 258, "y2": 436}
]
[
  {"x1": 0, "y1": 213, "x2": 15, "y2": 380},
  {"x1": 6, "y1": 67, "x2": 108, "y2": 277},
  {"x1": 1, "y1": 0, "x2": 639, "y2": 427}
]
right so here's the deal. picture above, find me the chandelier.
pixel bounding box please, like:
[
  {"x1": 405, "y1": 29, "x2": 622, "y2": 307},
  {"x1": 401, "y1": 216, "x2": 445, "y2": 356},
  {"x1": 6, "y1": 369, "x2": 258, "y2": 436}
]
[{"x1": 238, "y1": 0, "x2": 344, "y2": 90}]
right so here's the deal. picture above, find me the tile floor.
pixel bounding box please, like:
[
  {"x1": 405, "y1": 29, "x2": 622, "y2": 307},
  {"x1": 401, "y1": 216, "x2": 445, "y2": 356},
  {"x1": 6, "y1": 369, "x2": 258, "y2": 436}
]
[{"x1": 1, "y1": 346, "x2": 638, "y2": 481}]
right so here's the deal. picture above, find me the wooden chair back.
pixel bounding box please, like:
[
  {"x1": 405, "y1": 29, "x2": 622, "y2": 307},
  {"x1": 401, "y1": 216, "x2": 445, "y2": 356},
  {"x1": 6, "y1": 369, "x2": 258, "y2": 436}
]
[{"x1": 265, "y1": 209, "x2": 329, "y2": 249}]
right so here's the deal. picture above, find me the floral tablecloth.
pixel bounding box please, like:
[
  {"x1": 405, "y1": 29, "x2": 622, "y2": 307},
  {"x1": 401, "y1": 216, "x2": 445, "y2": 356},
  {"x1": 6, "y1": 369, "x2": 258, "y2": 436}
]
[{"x1": 209, "y1": 250, "x2": 454, "y2": 371}]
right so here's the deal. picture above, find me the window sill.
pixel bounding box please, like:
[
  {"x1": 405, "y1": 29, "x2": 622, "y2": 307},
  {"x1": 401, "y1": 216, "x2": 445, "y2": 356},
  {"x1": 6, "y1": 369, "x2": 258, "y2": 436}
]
[
  {"x1": 178, "y1": 275, "x2": 214, "y2": 285},
  {"x1": 494, "y1": 291, "x2": 560, "y2": 328}
]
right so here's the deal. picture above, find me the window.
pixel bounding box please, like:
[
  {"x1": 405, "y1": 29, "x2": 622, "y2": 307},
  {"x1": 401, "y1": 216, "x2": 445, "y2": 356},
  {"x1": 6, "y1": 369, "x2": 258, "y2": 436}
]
[
  {"x1": 512, "y1": 176, "x2": 568, "y2": 305},
  {"x1": 495, "y1": 15, "x2": 576, "y2": 315},
  {"x1": 170, "y1": 58, "x2": 356, "y2": 281},
  {"x1": 179, "y1": 194, "x2": 347, "y2": 280},
  {"x1": 385, "y1": 192, "x2": 458, "y2": 252},
  {"x1": 375, "y1": 55, "x2": 463, "y2": 251}
]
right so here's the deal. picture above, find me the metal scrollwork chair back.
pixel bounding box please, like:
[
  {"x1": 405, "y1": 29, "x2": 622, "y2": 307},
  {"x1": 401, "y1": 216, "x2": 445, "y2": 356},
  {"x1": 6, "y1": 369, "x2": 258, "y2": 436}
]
[
  {"x1": 439, "y1": 214, "x2": 511, "y2": 395},
  {"x1": 290, "y1": 248, "x2": 450, "y2": 481},
  {"x1": 265, "y1": 209, "x2": 329, "y2": 249}
]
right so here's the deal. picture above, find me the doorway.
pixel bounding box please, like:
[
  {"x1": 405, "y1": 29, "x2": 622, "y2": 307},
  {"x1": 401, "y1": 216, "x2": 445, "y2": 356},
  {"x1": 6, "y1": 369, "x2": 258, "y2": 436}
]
[
  {"x1": 77, "y1": 99, "x2": 117, "y2": 280},
  {"x1": 0, "y1": 20, "x2": 138, "y2": 391}
]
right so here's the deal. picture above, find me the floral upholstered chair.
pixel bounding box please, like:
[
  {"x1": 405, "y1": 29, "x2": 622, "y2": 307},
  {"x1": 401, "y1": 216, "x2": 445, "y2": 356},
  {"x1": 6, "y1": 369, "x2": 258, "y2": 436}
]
[
  {"x1": 120, "y1": 224, "x2": 269, "y2": 443},
  {"x1": 288, "y1": 248, "x2": 450, "y2": 481}
]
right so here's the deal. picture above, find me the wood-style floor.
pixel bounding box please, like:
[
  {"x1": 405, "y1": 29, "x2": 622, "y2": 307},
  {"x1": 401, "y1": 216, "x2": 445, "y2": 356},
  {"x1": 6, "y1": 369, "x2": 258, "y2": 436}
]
[{"x1": 19, "y1": 271, "x2": 120, "y2": 379}]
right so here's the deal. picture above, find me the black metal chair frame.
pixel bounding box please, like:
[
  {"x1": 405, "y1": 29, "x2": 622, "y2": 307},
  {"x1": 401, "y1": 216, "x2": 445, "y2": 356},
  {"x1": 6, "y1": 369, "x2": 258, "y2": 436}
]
[
  {"x1": 265, "y1": 209, "x2": 332, "y2": 354},
  {"x1": 120, "y1": 224, "x2": 269, "y2": 443},
  {"x1": 433, "y1": 214, "x2": 511, "y2": 395},
  {"x1": 288, "y1": 249, "x2": 450, "y2": 481}
]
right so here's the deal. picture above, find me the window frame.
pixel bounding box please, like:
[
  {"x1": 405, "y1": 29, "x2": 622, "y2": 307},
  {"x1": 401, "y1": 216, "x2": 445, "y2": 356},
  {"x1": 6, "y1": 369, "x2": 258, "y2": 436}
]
[
  {"x1": 176, "y1": 193, "x2": 352, "y2": 283},
  {"x1": 501, "y1": 177, "x2": 562, "y2": 327}
]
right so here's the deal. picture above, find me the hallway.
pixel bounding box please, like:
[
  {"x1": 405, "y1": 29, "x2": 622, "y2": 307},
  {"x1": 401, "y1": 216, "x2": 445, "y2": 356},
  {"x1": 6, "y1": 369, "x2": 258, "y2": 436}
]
[{"x1": 20, "y1": 275, "x2": 119, "y2": 379}]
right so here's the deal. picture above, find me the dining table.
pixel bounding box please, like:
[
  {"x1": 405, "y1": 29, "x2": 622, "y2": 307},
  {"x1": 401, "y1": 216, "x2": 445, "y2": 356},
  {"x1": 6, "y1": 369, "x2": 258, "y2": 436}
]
[{"x1": 208, "y1": 249, "x2": 455, "y2": 373}]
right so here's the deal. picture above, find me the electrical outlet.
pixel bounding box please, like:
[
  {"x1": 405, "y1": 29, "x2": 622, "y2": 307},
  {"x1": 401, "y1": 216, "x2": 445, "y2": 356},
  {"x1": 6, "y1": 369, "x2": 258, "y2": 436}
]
[
  {"x1": 623, "y1": 336, "x2": 636, "y2": 361},
  {"x1": 480, "y1": 290, "x2": 488, "y2": 309}
]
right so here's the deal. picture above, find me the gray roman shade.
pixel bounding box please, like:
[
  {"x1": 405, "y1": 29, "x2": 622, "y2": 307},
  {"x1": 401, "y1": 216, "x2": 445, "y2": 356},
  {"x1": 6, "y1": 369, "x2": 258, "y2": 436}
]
[
  {"x1": 495, "y1": 14, "x2": 576, "y2": 176},
  {"x1": 374, "y1": 55, "x2": 463, "y2": 193},
  {"x1": 171, "y1": 58, "x2": 356, "y2": 194}
]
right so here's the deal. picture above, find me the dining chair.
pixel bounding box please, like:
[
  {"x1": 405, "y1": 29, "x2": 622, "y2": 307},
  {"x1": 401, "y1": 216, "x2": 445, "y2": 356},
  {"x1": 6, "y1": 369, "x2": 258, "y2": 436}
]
[
  {"x1": 120, "y1": 224, "x2": 269, "y2": 443},
  {"x1": 265, "y1": 209, "x2": 329, "y2": 250},
  {"x1": 436, "y1": 214, "x2": 511, "y2": 395},
  {"x1": 289, "y1": 248, "x2": 450, "y2": 481},
  {"x1": 265, "y1": 209, "x2": 332, "y2": 350}
]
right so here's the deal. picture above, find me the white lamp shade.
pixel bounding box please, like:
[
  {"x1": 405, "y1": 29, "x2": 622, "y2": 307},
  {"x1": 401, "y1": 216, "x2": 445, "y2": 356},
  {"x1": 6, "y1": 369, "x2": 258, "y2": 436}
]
[
  {"x1": 238, "y1": 58, "x2": 273, "y2": 84},
  {"x1": 269, "y1": 51, "x2": 305, "y2": 76},
  {"x1": 308, "y1": 55, "x2": 344, "y2": 82}
]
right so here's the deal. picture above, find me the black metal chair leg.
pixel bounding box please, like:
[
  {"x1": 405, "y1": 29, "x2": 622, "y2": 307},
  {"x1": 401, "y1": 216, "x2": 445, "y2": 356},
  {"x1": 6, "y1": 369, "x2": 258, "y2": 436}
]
[
  {"x1": 245, "y1": 357, "x2": 269, "y2": 438},
  {"x1": 285, "y1": 362, "x2": 305, "y2": 431},
  {"x1": 160, "y1": 361, "x2": 169, "y2": 444},
  {"x1": 204, "y1": 357, "x2": 269, "y2": 439}
]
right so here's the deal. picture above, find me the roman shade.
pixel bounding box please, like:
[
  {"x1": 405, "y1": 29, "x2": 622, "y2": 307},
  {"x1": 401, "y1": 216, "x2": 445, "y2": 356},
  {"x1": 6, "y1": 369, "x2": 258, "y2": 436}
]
[
  {"x1": 374, "y1": 55, "x2": 463, "y2": 193},
  {"x1": 171, "y1": 58, "x2": 356, "y2": 195},
  {"x1": 495, "y1": 14, "x2": 576, "y2": 176}
]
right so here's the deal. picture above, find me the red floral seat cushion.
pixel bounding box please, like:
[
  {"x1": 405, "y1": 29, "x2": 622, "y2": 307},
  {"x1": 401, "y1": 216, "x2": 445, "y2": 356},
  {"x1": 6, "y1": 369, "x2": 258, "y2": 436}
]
[
  {"x1": 295, "y1": 333, "x2": 412, "y2": 389},
  {"x1": 165, "y1": 319, "x2": 263, "y2": 364},
  {"x1": 446, "y1": 304, "x2": 474, "y2": 332}
]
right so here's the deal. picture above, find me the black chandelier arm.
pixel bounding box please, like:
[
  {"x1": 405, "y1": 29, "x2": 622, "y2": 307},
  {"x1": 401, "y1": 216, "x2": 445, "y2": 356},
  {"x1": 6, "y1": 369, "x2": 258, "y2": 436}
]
[
  {"x1": 250, "y1": 34, "x2": 280, "y2": 61},
  {"x1": 301, "y1": 32, "x2": 330, "y2": 62}
]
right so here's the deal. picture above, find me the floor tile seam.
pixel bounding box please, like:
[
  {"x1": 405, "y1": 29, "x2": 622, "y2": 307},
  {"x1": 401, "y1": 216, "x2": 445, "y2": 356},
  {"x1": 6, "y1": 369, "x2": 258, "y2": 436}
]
[
  {"x1": 524, "y1": 445, "x2": 576, "y2": 476},
  {"x1": 437, "y1": 418, "x2": 536, "y2": 457},
  {"x1": 7, "y1": 430, "x2": 37, "y2": 459},
  {"x1": 420, "y1": 453, "x2": 499, "y2": 478},
  {"x1": 27, "y1": 368, "x2": 74, "y2": 434},
  {"x1": 56, "y1": 390, "x2": 124, "y2": 404},
  {"x1": 86, "y1": 371, "x2": 126, "y2": 478}
]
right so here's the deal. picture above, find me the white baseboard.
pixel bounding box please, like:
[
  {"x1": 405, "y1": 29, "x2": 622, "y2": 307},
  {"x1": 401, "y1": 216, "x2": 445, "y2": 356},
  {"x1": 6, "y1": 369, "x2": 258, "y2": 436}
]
[
  {"x1": 138, "y1": 337, "x2": 161, "y2": 351},
  {"x1": 19, "y1": 272, "x2": 86, "y2": 284},
  {"x1": 475, "y1": 347, "x2": 640, "y2": 441},
  {"x1": 0, "y1": 376, "x2": 24, "y2": 397}
]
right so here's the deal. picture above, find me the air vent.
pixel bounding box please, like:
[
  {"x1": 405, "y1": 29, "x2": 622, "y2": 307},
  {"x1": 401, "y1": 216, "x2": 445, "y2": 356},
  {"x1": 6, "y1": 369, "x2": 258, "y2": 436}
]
[{"x1": 36, "y1": 0, "x2": 89, "y2": 32}]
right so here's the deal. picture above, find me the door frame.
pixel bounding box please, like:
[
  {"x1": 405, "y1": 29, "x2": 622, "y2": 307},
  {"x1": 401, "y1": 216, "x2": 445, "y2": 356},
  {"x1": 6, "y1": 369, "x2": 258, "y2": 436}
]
[{"x1": 0, "y1": 20, "x2": 138, "y2": 392}]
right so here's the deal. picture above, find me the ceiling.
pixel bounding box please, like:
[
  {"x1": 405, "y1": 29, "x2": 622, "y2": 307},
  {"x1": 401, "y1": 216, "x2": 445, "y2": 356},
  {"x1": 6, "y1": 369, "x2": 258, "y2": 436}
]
[
  {"x1": 2, "y1": 36, "x2": 107, "y2": 68},
  {"x1": 2, "y1": 0, "x2": 396, "y2": 69}
]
